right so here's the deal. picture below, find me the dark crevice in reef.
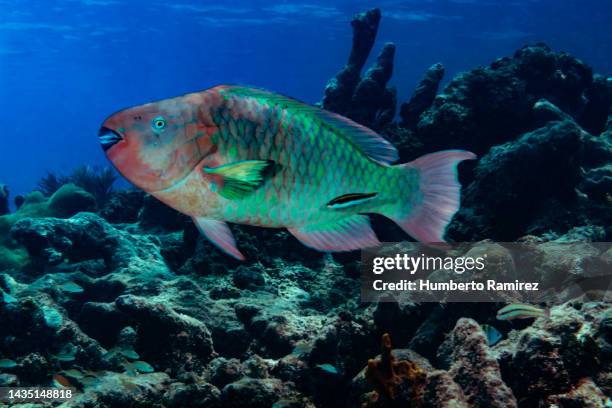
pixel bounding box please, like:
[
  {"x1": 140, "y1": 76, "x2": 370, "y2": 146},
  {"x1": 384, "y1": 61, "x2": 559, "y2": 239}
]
[{"x1": 0, "y1": 7, "x2": 611, "y2": 408}]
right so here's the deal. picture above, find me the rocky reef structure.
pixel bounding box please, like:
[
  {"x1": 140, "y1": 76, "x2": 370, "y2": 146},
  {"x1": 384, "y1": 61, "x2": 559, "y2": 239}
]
[
  {"x1": 430, "y1": 48, "x2": 612, "y2": 241},
  {"x1": 361, "y1": 333, "x2": 427, "y2": 406},
  {"x1": 37, "y1": 165, "x2": 117, "y2": 205},
  {"x1": 410, "y1": 44, "x2": 608, "y2": 155},
  {"x1": 0, "y1": 184, "x2": 96, "y2": 270},
  {"x1": 321, "y1": 9, "x2": 396, "y2": 131},
  {"x1": 0, "y1": 7, "x2": 611, "y2": 408},
  {"x1": 496, "y1": 302, "x2": 610, "y2": 406},
  {"x1": 441, "y1": 319, "x2": 517, "y2": 407},
  {"x1": 399, "y1": 63, "x2": 445, "y2": 129},
  {"x1": 322, "y1": 9, "x2": 611, "y2": 243},
  {"x1": 0, "y1": 184, "x2": 9, "y2": 216}
]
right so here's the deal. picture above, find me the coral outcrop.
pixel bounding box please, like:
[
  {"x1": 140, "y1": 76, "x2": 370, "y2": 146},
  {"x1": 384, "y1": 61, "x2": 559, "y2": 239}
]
[
  {"x1": 442, "y1": 319, "x2": 517, "y2": 408},
  {"x1": 320, "y1": 12, "x2": 612, "y2": 243},
  {"x1": 399, "y1": 63, "x2": 445, "y2": 129},
  {"x1": 447, "y1": 100, "x2": 612, "y2": 241},
  {"x1": 362, "y1": 333, "x2": 426, "y2": 405},
  {"x1": 321, "y1": 9, "x2": 396, "y2": 131},
  {"x1": 0, "y1": 184, "x2": 96, "y2": 270},
  {"x1": 0, "y1": 184, "x2": 9, "y2": 216},
  {"x1": 496, "y1": 302, "x2": 609, "y2": 406},
  {"x1": 413, "y1": 44, "x2": 605, "y2": 155},
  {"x1": 37, "y1": 166, "x2": 117, "y2": 205}
]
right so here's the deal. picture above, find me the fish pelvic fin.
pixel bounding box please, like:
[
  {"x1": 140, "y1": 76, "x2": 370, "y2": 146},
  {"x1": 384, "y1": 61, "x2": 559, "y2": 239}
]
[
  {"x1": 204, "y1": 160, "x2": 274, "y2": 200},
  {"x1": 385, "y1": 150, "x2": 476, "y2": 243},
  {"x1": 193, "y1": 217, "x2": 245, "y2": 260},
  {"x1": 288, "y1": 215, "x2": 380, "y2": 252}
]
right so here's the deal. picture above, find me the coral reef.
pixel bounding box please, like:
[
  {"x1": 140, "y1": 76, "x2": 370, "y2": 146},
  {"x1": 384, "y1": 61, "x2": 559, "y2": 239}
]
[
  {"x1": 411, "y1": 44, "x2": 605, "y2": 155},
  {"x1": 1, "y1": 8, "x2": 611, "y2": 408},
  {"x1": 69, "y1": 165, "x2": 117, "y2": 205},
  {"x1": 14, "y1": 194, "x2": 25, "y2": 211},
  {"x1": 442, "y1": 319, "x2": 517, "y2": 408},
  {"x1": 37, "y1": 165, "x2": 117, "y2": 204},
  {"x1": 321, "y1": 9, "x2": 396, "y2": 131},
  {"x1": 0, "y1": 184, "x2": 9, "y2": 216},
  {"x1": 495, "y1": 301, "x2": 610, "y2": 406},
  {"x1": 399, "y1": 63, "x2": 445, "y2": 129},
  {"x1": 320, "y1": 14, "x2": 611, "y2": 245},
  {"x1": 447, "y1": 98, "x2": 612, "y2": 241},
  {"x1": 361, "y1": 333, "x2": 426, "y2": 407},
  {"x1": 0, "y1": 184, "x2": 96, "y2": 270},
  {"x1": 37, "y1": 172, "x2": 69, "y2": 197}
]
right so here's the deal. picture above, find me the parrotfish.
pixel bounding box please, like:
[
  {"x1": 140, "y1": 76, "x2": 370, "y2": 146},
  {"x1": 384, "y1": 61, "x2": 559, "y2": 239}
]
[
  {"x1": 99, "y1": 86, "x2": 475, "y2": 259},
  {"x1": 496, "y1": 303, "x2": 549, "y2": 321}
]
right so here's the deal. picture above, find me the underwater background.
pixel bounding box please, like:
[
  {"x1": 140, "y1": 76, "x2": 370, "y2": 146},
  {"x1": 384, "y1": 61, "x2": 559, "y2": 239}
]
[
  {"x1": 1, "y1": 0, "x2": 612, "y2": 407},
  {"x1": 1, "y1": 0, "x2": 612, "y2": 197}
]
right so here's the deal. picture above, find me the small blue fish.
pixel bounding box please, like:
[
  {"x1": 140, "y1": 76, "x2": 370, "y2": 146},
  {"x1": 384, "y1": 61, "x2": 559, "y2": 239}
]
[
  {"x1": 316, "y1": 363, "x2": 339, "y2": 375},
  {"x1": 496, "y1": 303, "x2": 549, "y2": 321},
  {"x1": 117, "y1": 347, "x2": 139, "y2": 361},
  {"x1": 124, "y1": 360, "x2": 154, "y2": 374},
  {"x1": 62, "y1": 369, "x2": 85, "y2": 379},
  {"x1": 481, "y1": 324, "x2": 502, "y2": 346},
  {"x1": 59, "y1": 282, "x2": 84, "y2": 294},
  {"x1": 0, "y1": 358, "x2": 17, "y2": 368}
]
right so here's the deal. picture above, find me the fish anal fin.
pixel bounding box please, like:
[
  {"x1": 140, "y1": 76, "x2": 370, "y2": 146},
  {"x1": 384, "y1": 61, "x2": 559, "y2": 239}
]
[
  {"x1": 327, "y1": 192, "x2": 378, "y2": 209},
  {"x1": 204, "y1": 160, "x2": 274, "y2": 200},
  {"x1": 288, "y1": 215, "x2": 379, "y2": 252},
  {"x1": 193, "y1": 217, "x2": 245, "y2": 260}
]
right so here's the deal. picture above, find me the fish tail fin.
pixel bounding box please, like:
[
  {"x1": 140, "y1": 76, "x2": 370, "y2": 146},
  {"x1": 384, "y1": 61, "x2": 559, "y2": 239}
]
[{"x1": 385, "y1": 150, "x2": 476, "y2": 243}]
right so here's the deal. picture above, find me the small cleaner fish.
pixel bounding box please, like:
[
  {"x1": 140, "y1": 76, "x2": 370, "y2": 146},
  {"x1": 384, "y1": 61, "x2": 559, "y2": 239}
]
[
  {"x1": 496, "y1": 303, "x2": 549, "y2": 321},
  {"x1": 99, "y1": 86, "x2": 475, "y2": 259}
]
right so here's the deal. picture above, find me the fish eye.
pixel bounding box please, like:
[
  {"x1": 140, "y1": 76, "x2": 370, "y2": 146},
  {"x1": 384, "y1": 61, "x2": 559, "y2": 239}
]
[{"x1": 152, "y1": 116, "x2": 167, "y2": 130}]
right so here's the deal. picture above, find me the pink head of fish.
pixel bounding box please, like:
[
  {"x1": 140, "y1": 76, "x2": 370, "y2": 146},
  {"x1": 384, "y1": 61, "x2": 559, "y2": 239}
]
[{"x1": 98, "y1": 92, "x2": 221, "y2": 193}]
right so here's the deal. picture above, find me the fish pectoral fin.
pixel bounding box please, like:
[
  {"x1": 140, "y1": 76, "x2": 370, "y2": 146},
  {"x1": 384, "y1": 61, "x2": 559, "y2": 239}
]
[
  {"x1": 193, "y1": 217, "x2": 245, "y2": 260},
  {"x1": 288, "y1": 215, "x2": 379, "y2": 252},
  {"x1": 326, "y1": 192, "x2": 378, "y2": 209},
  {"x1": 204, "y1": 160, "x2": 274, "y2": 200}
]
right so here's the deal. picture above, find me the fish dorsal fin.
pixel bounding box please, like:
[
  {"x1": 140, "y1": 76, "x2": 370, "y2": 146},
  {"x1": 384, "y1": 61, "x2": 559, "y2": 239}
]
[{"x1": 219, "y1": 86, "x2": 399, "y2": 164}]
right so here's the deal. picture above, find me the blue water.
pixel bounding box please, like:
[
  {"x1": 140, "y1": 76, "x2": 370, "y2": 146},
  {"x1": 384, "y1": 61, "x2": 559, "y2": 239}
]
[{"x1": 1, "y1": 0, "x2": 611, "y2": 197}]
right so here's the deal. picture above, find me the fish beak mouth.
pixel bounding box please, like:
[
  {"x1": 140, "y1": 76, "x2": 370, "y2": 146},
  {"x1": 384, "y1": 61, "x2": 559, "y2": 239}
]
[{"x1": 99, "y1": 126, "x2": 123, "y2": 152}]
